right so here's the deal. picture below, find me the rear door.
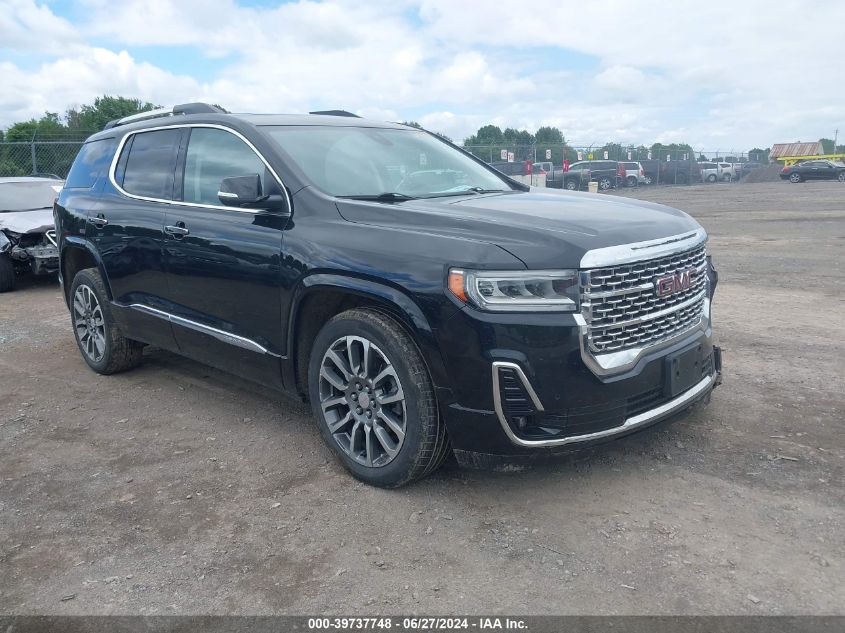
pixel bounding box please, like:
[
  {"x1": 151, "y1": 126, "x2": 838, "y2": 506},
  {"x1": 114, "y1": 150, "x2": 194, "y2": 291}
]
[
  {"x1": 91, "y1": 127, "x2": 183, "y2": 349},
  {"x1": 161, "y1": 125, "x2": 289, "y2": 388}
]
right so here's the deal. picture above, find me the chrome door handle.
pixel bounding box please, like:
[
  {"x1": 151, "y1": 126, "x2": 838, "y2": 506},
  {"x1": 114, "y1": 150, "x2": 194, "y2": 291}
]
[
  {"x1": 164, "y1": 224, "x2": 190, "y2": 237},
  {"x1": 89, "y1": 215, "x2": 108, "y2": 228}
]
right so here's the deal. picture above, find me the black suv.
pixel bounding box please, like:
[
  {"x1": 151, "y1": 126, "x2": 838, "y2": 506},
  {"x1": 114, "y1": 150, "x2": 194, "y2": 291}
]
[
  {"x1": 546, "y1": 160, "x2": 622, "y2": 191},
  {"x1": 55, "y1": 103, "x2": 722, "y2": 487}
]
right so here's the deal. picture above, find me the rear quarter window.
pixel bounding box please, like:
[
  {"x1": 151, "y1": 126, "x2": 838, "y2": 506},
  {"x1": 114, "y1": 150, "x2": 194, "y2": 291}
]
[{"x1": 64, "y1": 138, "x2": 118, "y2": 189}]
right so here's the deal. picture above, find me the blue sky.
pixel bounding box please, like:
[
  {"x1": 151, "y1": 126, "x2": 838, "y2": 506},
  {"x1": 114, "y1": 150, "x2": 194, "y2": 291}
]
[{"x1": 3, "y1": 0, "x2": 843, "y2": 150}]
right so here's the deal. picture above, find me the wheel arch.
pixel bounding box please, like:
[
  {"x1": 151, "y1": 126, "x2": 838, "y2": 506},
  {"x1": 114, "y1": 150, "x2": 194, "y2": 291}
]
[
  {"x1": 286, "y1": 273, "x2": 449, "y2": 399},
  {"x1": 61, "y1": 238, "x2": 110, "y2": 307}
]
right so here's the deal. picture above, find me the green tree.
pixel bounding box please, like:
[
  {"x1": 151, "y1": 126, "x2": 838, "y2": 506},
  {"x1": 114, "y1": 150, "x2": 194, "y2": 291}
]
[
  {"x1": 535, "y1": 126, "x2": 563, "y2": 144},
  {"x1": 819, "y1": 138, "x2": 835, "y2": 154},
  {"x1": 68, "y1": 95, "x2": 158, "y2": 133},
  {"x1": 748, "y1": 147, "x2": 770, "y2": 164}
]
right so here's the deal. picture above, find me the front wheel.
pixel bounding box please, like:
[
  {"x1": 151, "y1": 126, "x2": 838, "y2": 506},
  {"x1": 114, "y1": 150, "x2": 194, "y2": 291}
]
[
  {"x1": 790, "y1": 173, "x2": 802, "y2": 183},
  {"x1": 564, "y1": 179, "x2": 578, "y2": 191},
  {"x1": 308, "y1": 309, "x2": 449, "y2": 487},
  {"x1": 838, "y1": 172, "x2": 845, "y2": 182},
  {"x1": 643, "y1": 175, "x2": 652, "y2": 185},
  {"x1": 707, "y1": 174, "x2": 717, "y2": 182},
  {"x1": 69, "y1": 268, "x2": 144, "y2": 374}
]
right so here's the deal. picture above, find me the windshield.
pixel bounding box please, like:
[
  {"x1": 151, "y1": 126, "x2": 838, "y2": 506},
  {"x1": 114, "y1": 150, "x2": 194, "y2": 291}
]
[
  {"x1": 263, "y1": 126, "x2": 511, "y2": 198},
  {"x1": 0, "y1": 180, "x2": 62, "y2": 212}
]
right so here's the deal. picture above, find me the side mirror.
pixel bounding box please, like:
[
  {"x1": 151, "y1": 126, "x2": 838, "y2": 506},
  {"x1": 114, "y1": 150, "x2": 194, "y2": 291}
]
[
  {"x1": 218, "y1": 174, "x2": 288, "y2": 213},
  {"x1": 218, "y1": 174, "x2": 263, "y2": 206}
]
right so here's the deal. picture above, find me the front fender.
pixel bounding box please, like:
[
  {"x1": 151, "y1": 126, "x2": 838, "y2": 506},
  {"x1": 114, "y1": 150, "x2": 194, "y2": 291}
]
[{"x1": 287, "y1": 272, "x2": 452, "y2": 391}]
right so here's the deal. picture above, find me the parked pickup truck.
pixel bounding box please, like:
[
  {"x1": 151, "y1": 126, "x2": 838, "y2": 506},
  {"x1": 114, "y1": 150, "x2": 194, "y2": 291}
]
[{"x1": 55, "y1": 103, "x2": 722, "y2": 486}]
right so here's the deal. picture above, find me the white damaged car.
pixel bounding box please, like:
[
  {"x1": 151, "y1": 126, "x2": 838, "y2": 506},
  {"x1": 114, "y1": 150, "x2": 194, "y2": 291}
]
[{"x1": 0, "y1": 176, "x2": 63, "y2": 292}]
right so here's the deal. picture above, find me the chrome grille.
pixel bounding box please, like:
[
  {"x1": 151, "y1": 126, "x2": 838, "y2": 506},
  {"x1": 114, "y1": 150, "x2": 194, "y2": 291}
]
[{"x1": 583, "y1": 244, "x2": 707, "y2": 354}]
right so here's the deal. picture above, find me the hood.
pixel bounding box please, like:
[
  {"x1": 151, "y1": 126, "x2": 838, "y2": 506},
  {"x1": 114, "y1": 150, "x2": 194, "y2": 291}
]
[
  {"x1": 336, "y1": 188, "x2": 702, "y2": 268},
  {"x1": 0, "y1": 209, "x2": 54, "y2": 235}
]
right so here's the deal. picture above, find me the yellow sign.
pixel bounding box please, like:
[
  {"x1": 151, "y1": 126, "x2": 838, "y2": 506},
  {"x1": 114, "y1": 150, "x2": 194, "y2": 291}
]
[{"x1": 588, "y1": 153, "x2": 593, "y2": 160}]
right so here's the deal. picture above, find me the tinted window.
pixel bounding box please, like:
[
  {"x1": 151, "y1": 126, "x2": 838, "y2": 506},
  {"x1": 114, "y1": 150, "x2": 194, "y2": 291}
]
[
  {"x1": 65, "y1": 138, "x2": 117, "y2": 189},
  {"x1": 120, "y1": 128, "x2": 181, "y2": 199},
  {"x1": 183, "y1": 128, "x2": 268, "y2": 205}
]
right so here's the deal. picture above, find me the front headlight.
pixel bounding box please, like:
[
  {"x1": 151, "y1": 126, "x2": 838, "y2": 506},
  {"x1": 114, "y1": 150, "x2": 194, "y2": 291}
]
[{"x1": 448, "y1": 268, "x2": 579, "y2": 312}]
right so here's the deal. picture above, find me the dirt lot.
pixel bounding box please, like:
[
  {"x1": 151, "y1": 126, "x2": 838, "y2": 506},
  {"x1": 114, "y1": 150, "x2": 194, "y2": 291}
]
[{"x1": 1, "y1": 181, "x2": 843, "y2": 615}]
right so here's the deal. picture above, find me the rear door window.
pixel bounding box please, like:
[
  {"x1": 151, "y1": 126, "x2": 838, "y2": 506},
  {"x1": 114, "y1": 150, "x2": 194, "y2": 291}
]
[{"x1": 118, "y1": 128, "x2": 182, "y2": 200}]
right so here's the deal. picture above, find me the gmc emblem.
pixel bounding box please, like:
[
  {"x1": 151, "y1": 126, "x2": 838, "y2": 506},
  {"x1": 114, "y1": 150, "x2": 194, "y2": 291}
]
[{"x1": 656, "y1": 269, "x2": 694, "y2": 297}]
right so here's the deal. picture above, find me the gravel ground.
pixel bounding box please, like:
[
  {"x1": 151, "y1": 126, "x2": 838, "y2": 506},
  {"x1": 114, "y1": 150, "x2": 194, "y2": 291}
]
[{"x1": 0, "y1": 181, "x2": 843, "y2": 615}]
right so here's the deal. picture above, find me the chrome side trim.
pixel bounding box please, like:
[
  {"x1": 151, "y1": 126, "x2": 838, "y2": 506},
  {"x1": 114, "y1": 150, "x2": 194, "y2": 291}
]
[
  {"x1": 107, "y1": 123, "x2": 292, "y2": 216},
  {"x1": 579, "y1": 228, "x2": 707, "y2": 268},
  {"x1": 495, "y1": 371, "x2": 716, "y2": 448},
  {"x1": 491, "y1": 362, "x2": 545, "y2": 421},
  {"x1": 129, "y1": 303, "x2": 269, "y2": 354}
]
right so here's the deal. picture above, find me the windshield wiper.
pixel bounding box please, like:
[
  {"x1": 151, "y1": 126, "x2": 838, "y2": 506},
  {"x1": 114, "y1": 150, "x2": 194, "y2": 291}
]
[
  {"x1": 338, "y1": 192, "x2": 417, "y2": 202},
  {"x1": 421, "y1": 187, "x2": 510, "y2": 198}
]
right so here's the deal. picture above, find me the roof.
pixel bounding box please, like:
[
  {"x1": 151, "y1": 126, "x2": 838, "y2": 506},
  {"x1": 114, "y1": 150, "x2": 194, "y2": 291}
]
[
  {"x1": 236, "y1": 113, "x2": 408, "y2": 129},
  {"x1": 770, "y1": 142, "x2": 824, "y2": 158}
]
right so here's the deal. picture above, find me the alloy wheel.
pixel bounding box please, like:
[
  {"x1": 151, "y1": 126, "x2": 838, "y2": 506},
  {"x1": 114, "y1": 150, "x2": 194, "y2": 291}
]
[
  {"x1": 790, "y1": 173, "x2": 801, "y2": 183},
  {"x1": 318, "y1": 336, "x2": 407, "y2": 468},
  {"x1": 73, "y1": 284, "x2": 106, "y2": 363},
  {"x1": 838, "y1": 172, "x2": 845, "y2": 182}
]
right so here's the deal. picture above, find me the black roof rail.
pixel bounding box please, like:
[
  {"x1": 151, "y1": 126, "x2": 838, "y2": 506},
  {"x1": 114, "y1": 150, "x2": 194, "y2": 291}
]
[
  {"x1": 308, "y1": 110, "x2": 361, "y2": 118},
  {"x1": 104, "y1": 103, "x2": 226, "y2": 129}
]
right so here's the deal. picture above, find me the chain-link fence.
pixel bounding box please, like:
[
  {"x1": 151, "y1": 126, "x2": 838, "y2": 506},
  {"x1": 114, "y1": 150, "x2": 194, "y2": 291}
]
[
  {"x1": 463, "y1": 143, "x2": 769, "y2": 186},
  {"x1": 0, "y1": 140, "x2": 86, "y2": 178}
]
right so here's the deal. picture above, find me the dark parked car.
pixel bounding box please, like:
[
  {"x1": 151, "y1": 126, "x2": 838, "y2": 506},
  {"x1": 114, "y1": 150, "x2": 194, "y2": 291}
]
[
  {"x1": 780, "y1": 160, "x2": 845, "y2": 183},
  {"x1": 0, "y1": 176, "x2": 63, "y2": 292},
  {"x1": 546, "y1": 160, "x2": 622, "y2": 191},
  {"x1": 55, "y1": 103, "x2": 722, "y2": 487}
]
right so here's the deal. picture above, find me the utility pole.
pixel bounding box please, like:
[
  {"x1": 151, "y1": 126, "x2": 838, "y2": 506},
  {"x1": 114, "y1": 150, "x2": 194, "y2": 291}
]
[{"x1": 834, "y1": 128, "x2": 839, "y2": 154}]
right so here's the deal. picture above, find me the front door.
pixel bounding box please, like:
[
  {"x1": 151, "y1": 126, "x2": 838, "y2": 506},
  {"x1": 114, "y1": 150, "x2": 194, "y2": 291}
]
[{"x1": 162, "y1": 126, "x2": 289, "y2": 388}]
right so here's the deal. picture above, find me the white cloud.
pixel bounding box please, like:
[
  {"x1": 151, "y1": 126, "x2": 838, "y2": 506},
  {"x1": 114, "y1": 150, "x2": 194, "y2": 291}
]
[{"x1": 2, "y1": 0, "x2": 844, "y2": 149}]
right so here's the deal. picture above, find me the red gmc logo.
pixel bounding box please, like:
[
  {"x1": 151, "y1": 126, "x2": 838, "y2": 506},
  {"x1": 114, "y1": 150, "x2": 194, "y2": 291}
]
[{"x1": 656, "y1": 269, "x2": 694, "y2": 297}]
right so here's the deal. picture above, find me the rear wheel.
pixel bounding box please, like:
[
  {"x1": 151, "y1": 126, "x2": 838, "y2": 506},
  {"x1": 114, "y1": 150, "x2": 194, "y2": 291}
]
[
  {"x1": 598, "y1": 177, "x2": 612, "y2": 190},
  {"x1": 564, "y1": 179, "x2": 578, "y2": 191},
  {"x1": 789, "y1": 172, "x2": 802, "y2": 183},
  {"x1": 70, "y1": 268, "x2": 144, "y2": 374},
  {"x1": 308, "y1": 308, "x2": 449, "y2": 487},
  {"x1": 0, "y1": 254, "x2": 15, "y2": 293},
  {"x1": 626, "y1": 176, "x2": 638, "y2": 187},
  {"x1": 707, "y1": 174, "x2": 717, "y2": 182}
]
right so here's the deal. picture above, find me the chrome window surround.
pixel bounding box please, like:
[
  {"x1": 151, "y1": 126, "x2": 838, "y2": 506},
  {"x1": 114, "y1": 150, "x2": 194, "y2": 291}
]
[
  {"x1": 492, "y1": 367, "x2": 716, "y2": 448},
  {"x1": 129, "y1": 304, "x2": 273, "y2": 356},
  {"x1": 107, "y1": 123, "x2": 291, "y2": 215},
  {"x1": 576, "y1": 228, "x2": 711, "y2": 376}
]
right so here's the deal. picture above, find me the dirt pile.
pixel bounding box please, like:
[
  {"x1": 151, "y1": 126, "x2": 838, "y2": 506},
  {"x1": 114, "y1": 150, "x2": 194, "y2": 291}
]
[{"x1": 743, "y1": 164, "x2": 783, "y2": 183}]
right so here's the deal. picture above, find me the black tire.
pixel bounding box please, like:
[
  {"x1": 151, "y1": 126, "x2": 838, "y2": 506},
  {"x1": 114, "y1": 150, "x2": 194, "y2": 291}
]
[
  {"x1": 789, "y1": 172, "x2": 802, "y2": 183},
  {"x1": 707, "y1": 174, "x2": 717, "y2": 182},
  {"x1": 838, "y1": 172, "x2": 845, "y2": 182},
  {"x1": 69, "y1": 268, "x2": 144, "y2": 374},
  {"x1": 598, "y1": 177, "x2": 612, "y2": 190},
  {"x1": 0, "y1": 254, "x2": 15, "y2": 293},
  {"x1": 626, "y1": 176, "x2": 638, "y2": 187},
  {"x1": 308, "y1": 308, "x2": 448, "y2": 487},
  {"x1": 564, "y1": 179, "x2": 578, "y2": 191}
]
